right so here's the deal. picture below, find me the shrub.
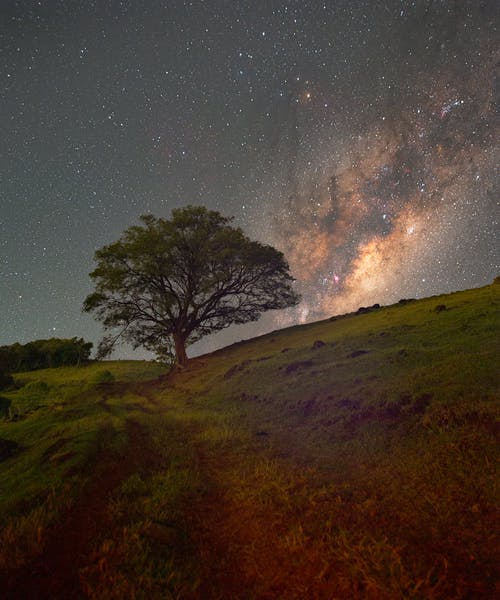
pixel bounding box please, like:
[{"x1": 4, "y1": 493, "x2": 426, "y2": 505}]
[
  {"x1": 92, "y1": 370, "x2": 115, "y2": 384},
  {"x1": 23, "y1": 381, "x2": 50, "y2": 397},
  {"x1": 434, "y1": 304, "x2": 447, "y2": 313},
  {"x1": 0, "y1": 372, "x2": 14, "y2": 391}
]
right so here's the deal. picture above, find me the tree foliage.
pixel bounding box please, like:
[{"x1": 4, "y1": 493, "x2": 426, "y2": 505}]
[
  {"x1": 0, "y1": 338, "x2": 93, "y2": 374},
  {"x1": 83, "y1": 205, "x2": 300, "y2": 365}
]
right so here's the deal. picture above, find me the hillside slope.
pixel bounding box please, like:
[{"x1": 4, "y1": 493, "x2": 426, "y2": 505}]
[{"x1": 1, "y1": 284, "x2": 498, "y2": 599}]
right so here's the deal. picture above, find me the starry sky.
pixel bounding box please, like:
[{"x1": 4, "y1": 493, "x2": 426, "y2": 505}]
[{"x1": 1, "y1": 1, "x2": 499, "y2": 358}]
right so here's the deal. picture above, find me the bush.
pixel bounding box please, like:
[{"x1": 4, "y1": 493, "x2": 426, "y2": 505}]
[
  {"x1": 0, "y1": 396, "x2": 12, "y2": 418},
  {"x1": 92, "y1": 370, "x2": 115, "y2": 384},
  {"x1": 0, "y1": 372, "x2": 14, "y2": 391},
  {"x1": 22, "y1": 381, "x2": 50, "y2": 399}
]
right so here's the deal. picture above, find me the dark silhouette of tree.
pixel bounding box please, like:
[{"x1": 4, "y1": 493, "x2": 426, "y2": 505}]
[
  {"x1": 83, "y1": 206, "x2": 300, "y2": 366},
  {"x1": 0, "y1": 338, "x2": 93, "y2": 373}
]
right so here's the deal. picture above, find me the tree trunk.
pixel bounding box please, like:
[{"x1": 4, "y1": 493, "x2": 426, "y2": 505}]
[{"x1": 172, "y1": 332, "x2": 188, "y2": 367}]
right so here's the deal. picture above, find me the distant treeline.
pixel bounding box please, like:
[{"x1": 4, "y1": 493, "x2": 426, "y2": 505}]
[{"x1": 0, "y1": 338, "x2": 93, "y2": 374}]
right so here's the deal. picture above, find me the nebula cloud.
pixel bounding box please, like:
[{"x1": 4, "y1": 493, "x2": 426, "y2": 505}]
[{"x1": 253, "y1": 13, "x2": 499, "y2": 326}]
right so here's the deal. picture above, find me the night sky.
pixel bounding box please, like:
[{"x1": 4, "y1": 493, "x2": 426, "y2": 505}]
[{"x1": 1, "y1": 1, "x2": 499, "y2": 358}]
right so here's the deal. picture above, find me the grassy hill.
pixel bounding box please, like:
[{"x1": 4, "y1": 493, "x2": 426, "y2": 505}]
[{"x1": 0, "y1": 283, "x2": 498, "y2": 599}]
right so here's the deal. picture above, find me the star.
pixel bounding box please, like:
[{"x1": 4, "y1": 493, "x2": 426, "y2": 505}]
[{"x1": 0, "y1": 1, "x2": 496, "y2": 357}]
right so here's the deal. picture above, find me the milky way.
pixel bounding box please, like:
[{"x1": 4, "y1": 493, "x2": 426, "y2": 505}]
[
  {"x1": 1, "y1": 1, "x2": 498, "y2": 357},
  {"x1": 251, "y1": 3, "x2": 499, "y2": 327}
]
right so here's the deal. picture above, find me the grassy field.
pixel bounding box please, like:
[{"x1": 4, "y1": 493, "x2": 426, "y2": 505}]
[{"x1": 0, "y1": 283, "x2": 498, "y2": 599}]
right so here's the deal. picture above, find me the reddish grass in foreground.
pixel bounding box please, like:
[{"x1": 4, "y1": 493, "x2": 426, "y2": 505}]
[{"x1": 2, "y1": 419, "x2": 158, "y2": 600}]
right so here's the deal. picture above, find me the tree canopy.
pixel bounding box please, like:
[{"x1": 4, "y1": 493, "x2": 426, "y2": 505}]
[
  {"x1": 83, "y1": 205, "x2": 300, "y2": 365},
  {"x1": 0, "y1": 338, "x2": 93, "y2": 374}
]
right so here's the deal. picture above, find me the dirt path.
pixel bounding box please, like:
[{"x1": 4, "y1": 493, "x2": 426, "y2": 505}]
[
  {"x1": 183, "y1": 438, "x2": 328, "y2": 599},
  {"x1": 3, "y1": 418, "x2": 158, "y2": 600},
  {"x1": 184, "y1": 449, "x2": 255, "y2": 599}
]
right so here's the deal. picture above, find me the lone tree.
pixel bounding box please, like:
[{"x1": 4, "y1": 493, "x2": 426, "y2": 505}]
[{"x1": 83, "y1": 206, "x2": 300, "y2": 366}]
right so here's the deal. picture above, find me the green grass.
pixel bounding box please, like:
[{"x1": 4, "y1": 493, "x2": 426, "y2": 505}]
[
  {"x1": 161, "y1": 283, "x2": 499, "y2": 598},
  {"x1": 0, "y1": 284, "x2": 498, "y2": 598},
  {"x1": 0, "y1": 360, "x2": 165, "y2": 577}
]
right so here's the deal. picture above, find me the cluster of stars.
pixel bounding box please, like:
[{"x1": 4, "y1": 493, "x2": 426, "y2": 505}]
[{"x1": 1, "y1": 1, "x2": 498, "y2": 356}]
